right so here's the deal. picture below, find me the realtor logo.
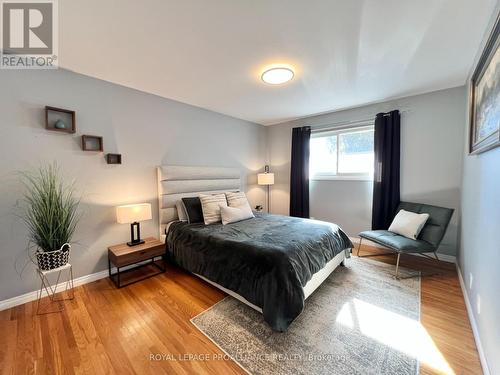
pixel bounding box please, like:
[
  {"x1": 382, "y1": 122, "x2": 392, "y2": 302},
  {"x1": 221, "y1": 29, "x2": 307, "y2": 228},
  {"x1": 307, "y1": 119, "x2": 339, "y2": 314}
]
[{"x1": 1, "y1": 0, "x2": 58, "y2": 68}]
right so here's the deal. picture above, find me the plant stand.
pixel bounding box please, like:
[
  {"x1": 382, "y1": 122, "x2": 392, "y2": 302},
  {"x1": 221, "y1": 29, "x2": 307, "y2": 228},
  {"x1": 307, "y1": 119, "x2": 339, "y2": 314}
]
[{"x1": 36, "y1": 263, "x2": 74, "y2": 314}]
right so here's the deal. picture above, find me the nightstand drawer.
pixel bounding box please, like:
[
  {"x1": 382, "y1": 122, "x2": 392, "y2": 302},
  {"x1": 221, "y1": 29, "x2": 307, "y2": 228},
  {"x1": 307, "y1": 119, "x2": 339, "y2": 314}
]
[
  {"x1": 113, "y1": 245, "x2": 164, "y2": 267},
  {"x1": 107, "y1": 237, "x2": 166, "y2": 288},
  {"x1": 108, "y1": 237, "x2": 166, "y2": 267}
]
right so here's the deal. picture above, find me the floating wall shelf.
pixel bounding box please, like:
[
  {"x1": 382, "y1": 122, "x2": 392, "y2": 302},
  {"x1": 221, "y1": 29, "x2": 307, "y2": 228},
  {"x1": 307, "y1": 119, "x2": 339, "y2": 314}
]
[
  {"x1": 81, "y1": 135, "x2": 103, "y2": 151},
  {"x1": 45, "y1": 106, "x2": 76, "y2": 133},
  {"x1": 106, "y1": 153, "x2": 122, "y2": 164}
]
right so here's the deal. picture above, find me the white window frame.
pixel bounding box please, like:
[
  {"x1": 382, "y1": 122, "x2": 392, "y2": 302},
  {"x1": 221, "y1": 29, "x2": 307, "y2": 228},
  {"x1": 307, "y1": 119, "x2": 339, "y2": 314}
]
[{"x1": 310, "y1": 124, "x2": 374, "y2": 181}]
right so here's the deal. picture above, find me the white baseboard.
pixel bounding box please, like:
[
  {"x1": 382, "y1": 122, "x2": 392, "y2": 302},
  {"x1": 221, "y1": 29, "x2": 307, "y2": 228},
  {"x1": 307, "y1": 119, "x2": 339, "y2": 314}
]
[
  {"x1": 349, "y1": 236, "x2": 456, "y2": 263},
  {"x1": 0, "y1": 269, "x2": 109, "y2": 311},
  {"x1": 456, "y1": 264, "x2": 490, "y2": 375},
  {"x1": 0, "y1": 257, "x2": 163, "y2": 312}
]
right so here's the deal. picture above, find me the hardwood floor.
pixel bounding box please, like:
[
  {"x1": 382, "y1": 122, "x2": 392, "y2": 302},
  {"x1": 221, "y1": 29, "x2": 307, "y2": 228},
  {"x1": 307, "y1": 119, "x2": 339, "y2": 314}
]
[
  {"x1": 355, "y1": 244, "x2": 482, "y2": 375},
  {"x1": 0, "y1": 244, "x2": 482, "y2": 375}
]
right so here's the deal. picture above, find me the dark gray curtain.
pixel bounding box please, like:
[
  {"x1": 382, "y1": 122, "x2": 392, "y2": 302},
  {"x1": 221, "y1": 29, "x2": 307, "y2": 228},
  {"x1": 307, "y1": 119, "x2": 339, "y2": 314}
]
[
  {"x1": 290, "y1": 126, "x2": 311, "y2": 218},
  {"x1": 372, "y1": 110, "x2": 401, "y2": 230}
]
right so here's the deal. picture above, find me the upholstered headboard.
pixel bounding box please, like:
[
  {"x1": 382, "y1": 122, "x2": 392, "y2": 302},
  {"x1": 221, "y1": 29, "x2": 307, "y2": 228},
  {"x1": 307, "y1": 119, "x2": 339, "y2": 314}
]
[{"x1": 157, "y1": 165, "x2": 241, "y2": 241}]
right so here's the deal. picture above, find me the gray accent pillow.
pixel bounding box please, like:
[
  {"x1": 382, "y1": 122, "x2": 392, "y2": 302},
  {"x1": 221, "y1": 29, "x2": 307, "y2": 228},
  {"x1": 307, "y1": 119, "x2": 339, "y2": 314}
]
[{"x1": 176, "y1": 201, "x2": 188, "y2": 221}]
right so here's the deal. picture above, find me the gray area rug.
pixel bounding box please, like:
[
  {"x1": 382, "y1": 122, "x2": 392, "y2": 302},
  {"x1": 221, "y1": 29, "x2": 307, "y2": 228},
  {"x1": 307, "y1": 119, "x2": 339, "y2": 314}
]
[{"x1": 191, "y1": 257, "x2": 420, "y2": 375}]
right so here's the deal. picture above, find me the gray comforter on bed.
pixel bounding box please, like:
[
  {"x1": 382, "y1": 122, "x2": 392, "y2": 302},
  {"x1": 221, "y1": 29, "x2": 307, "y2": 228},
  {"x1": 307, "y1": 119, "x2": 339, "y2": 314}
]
[{"x1": 166, "y1": 213, "x2": 352, "y2": 331}]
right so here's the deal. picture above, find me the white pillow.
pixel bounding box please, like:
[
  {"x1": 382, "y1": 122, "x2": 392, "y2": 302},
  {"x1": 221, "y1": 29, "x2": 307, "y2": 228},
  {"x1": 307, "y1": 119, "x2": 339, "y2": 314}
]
[
  {"x1": 388, "y1": 209, "x2": 430, "y2": 240},
  {"x1": 225, "y1": 191, "x2": 252, "y2": 211},
  {"x1": 199, "y1": 193, "x2": 228, "y2": 225},
  {"x1": 176, "y1": 201, "x2": 188, "y2": 221},
  {"x1": 221, "y1": 205, "x2": 254, "y2": 225}
]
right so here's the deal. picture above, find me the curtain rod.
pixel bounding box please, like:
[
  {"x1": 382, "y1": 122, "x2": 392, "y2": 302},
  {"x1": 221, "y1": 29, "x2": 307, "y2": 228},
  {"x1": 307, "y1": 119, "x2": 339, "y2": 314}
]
[{"x1": 309, "y1": 109, "x2": 410, "y2": 133}]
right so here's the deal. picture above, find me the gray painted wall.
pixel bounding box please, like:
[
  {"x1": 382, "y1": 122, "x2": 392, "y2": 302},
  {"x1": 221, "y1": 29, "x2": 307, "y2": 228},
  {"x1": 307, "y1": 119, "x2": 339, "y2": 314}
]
[
  {"x1": 267, "y1": 86, "x2": 466, "y2": 256},
  {"x1": 0, "y1": 69, "x2": 267, "y2": 301},
  {"x1": 310, "y1": 180, "x2": 373, "y2": 236},
  {"x1": 459, "y1": 4, "x2": 500, "y2": 373},
  {"x1": 460, "y1": 145, "x2": 500, "y2": 375}
]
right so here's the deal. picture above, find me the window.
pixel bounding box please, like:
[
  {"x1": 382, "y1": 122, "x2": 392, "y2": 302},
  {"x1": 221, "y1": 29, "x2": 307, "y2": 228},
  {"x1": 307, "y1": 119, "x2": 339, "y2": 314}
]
[{"x1": 310, "y1": 125, "x2": 374, "y2": 180}]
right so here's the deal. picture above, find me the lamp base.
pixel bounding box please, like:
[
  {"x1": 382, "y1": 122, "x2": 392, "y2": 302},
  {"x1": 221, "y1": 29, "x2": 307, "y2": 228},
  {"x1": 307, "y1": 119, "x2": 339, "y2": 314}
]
[
  {"x1": 127, "y1": 222, "x2": 144, "y2": 246},
  {"x1": 127, "y1": 239, "x2": 145, "y2": 247}
]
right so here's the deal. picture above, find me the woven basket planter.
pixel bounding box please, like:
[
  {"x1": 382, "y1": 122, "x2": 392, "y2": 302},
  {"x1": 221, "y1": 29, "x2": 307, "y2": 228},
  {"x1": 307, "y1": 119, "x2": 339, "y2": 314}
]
[{"x1": 36, "y1": 243, "x2": 71, "y2": 271}]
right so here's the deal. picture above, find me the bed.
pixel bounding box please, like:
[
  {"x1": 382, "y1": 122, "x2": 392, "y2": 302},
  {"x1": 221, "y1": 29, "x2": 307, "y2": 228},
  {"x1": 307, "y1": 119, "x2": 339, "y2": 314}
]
[{"x1": 157, "y1": 165, "x2": 353, "y2": 331}]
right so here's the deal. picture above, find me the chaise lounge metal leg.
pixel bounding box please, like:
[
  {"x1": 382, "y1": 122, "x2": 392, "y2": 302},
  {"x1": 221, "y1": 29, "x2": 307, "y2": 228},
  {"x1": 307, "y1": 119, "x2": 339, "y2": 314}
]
[
  {"x1": 434, "y1": 252, "x2": 439, "y2": 261},
  {"x1": 395, "y1": 253, "x2": 401, "y2": 279},
  {"x1": 356, "y1": 238, "x2": 363, "y2": 256}
]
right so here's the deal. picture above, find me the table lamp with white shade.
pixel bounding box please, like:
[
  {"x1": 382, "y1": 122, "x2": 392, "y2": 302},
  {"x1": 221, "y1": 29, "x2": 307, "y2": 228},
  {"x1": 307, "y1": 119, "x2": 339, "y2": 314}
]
[
  {"x1": 258, "y1": 165, "x2": 274, "y2": 213},
  {"x1": 116, "y1": 203, "x2": 152, "y2": 246}
]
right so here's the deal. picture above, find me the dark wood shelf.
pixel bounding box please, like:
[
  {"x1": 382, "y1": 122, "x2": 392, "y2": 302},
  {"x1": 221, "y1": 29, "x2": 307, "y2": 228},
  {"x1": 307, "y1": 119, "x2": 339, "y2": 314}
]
[
  {"x1": 81, "y1": 135, "x2": 103, "y2": 151},
  {"x1": 106, "y1": 153, "x2": 122, "y2": 164},
  {"x1": 45, "y1": 106, "x2": 76, "y2": 133}
]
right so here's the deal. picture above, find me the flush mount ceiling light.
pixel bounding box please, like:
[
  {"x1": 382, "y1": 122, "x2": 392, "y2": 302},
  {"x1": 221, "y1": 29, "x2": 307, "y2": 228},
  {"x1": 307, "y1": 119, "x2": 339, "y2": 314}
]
[{"x1": 261, "y1": 66, "x2": 294, "y2": 85}]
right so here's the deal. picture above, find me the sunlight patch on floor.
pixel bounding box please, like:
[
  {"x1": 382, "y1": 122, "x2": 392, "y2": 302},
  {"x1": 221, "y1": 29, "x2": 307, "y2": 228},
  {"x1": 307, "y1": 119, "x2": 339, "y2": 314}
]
[{"x1": 337, "y1": 298, "x2": 455, "y2": 375}]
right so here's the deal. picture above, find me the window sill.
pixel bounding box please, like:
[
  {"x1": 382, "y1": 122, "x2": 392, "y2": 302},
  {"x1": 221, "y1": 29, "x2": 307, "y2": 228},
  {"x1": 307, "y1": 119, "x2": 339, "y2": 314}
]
[{"x1": 311, "y1": 175, "x2": 373, "y2": 182}]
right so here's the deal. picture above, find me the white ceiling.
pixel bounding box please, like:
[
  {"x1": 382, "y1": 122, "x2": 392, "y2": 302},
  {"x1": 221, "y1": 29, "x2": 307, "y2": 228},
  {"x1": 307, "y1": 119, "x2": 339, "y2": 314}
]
[{"x1": 59, "y1": 0, "x2": 497, "y2": 125}]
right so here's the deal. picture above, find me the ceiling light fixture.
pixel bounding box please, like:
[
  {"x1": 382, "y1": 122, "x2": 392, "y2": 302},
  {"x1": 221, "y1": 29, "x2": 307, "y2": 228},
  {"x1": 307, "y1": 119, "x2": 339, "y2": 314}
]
[{"x1": 261, "y1": 66, "x2": 294, "y2": 85}]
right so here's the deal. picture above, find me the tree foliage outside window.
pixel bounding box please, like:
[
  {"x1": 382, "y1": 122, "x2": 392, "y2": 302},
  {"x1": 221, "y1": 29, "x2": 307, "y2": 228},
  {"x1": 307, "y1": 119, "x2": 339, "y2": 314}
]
[
  {"x1": 340, "y1": 130, "x2": 374, "y2": 154},
  {"x1": 326, "y1": 135, "x2": 337, "y2": 154}
]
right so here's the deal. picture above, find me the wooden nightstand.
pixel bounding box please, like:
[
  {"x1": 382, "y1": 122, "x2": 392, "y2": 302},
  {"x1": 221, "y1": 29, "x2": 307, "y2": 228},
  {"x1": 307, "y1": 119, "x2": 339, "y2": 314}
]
[{"x1": 108, "y1": 237, "x2": 166, "y2": 288}]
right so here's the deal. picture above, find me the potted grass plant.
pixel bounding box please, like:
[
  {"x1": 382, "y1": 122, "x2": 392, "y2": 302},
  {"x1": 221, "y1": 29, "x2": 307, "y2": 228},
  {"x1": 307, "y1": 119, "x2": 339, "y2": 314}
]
[{"x1": 20, "y1": 163, "x2": 81, "y2": 271}]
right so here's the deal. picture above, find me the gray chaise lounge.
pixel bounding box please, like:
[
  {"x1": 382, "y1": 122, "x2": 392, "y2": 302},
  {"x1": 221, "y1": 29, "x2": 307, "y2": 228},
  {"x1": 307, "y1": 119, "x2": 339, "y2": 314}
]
[{"x1": 358, "y1": 202, "x2": 454, "y2": 278}]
